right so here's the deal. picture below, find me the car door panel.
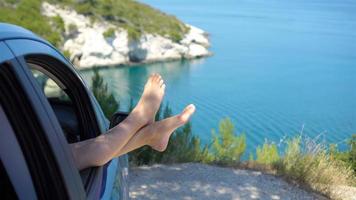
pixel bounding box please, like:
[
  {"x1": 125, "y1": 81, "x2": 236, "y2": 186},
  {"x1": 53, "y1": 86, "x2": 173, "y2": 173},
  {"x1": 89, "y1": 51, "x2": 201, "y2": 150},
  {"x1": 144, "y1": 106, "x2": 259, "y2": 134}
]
[
  {"x1": 2, "y1": 42, "x2": 86, "y2": 199},
  {"x1": 0, "y1": 44, "x2": 37, "y2": 200}
]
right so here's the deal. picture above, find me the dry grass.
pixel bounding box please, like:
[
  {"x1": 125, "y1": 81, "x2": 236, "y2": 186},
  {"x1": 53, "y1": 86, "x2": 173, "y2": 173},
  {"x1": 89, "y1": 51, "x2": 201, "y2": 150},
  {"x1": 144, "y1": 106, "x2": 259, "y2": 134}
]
[{"x1": 279, "y1": 137, "x2": 355, "y2": 196}]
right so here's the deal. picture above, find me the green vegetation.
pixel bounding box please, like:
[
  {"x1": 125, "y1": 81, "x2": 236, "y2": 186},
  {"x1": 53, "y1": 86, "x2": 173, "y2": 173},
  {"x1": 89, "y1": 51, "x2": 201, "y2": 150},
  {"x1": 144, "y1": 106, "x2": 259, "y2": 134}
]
[
  {"x1": 63, "y1": 50, "x2": 71, "y2": 60},
  {"x1": 91, "y1": 68, "x2": 119, "y2": 118},
  {"x1": 211, "y1": 118, "x2": 246, "y2": 165},
  {"x1": 276, "y1": 137, "x2": 355, "y2": 195},
  {"x1": 0, "y1": 0, "x2": 63, "y2": 47},
  {"x1": 1, "y1": 0, "x2": 188, "y2": 48},
  {"x1": 67, "y1": 23, "x2": 78, "y2": 36},
  {"x1": 53, "y1": 0, "x2": 189, "y2": 41},
  {"x1": 330, "y1": 134, "x2": 356, "y2": 173},
  {"x1": 255, "y1": 142, "x2": 280, "y2": 165},
  {"x1": 103, "y1": 27, "x2": 116, "y2": 39}
]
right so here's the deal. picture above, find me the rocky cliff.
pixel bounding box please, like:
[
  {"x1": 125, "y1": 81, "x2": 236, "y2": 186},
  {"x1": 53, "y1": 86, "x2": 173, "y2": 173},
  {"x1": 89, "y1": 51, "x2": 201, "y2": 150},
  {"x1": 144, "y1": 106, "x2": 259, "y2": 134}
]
[{"x1": 42, "y1": 2, "x2": 211, "y2": 68}]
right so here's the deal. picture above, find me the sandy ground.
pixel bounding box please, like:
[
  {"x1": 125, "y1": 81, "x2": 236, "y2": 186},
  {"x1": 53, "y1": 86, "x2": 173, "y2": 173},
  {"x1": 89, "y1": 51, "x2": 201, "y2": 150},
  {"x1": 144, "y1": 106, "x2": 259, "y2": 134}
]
[{"x1": 129, "y1": 163, "x2": 328, "y2": 200}]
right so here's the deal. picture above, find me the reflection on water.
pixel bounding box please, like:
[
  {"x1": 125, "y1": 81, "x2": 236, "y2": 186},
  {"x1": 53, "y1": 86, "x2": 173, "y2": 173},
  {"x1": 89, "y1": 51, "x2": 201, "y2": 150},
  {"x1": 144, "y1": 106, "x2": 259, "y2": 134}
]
[{"x1": 81, "y1": 58, "x2": 206, "y2": 111}]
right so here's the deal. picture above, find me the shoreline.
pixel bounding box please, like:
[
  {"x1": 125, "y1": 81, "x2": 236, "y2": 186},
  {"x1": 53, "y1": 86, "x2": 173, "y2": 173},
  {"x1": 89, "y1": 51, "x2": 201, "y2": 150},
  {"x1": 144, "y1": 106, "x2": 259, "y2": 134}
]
[{"x1": 77, "y1": 55, "x2": 212, "y2": 72}]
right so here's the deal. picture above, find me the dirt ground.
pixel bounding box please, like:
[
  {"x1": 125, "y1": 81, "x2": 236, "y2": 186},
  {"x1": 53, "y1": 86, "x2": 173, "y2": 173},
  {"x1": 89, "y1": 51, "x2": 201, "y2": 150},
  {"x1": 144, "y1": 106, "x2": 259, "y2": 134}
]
[{"x1": 129, "y1": 163, "x2": 330, "y2": 200}]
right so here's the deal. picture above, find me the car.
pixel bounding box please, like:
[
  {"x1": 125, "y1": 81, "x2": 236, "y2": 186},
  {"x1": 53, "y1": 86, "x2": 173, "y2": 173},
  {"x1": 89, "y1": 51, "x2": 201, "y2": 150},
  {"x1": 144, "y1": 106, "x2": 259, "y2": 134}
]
[{"x1": 0, "y1": 23, "x2": 129, "y2": 200}]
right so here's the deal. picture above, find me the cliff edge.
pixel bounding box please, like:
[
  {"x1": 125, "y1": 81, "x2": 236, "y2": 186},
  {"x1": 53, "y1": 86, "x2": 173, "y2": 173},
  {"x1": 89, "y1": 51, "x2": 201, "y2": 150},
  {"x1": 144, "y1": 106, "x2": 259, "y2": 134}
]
[{"x1": 42, "y1": 2, "x2": 211, "y2": 68}]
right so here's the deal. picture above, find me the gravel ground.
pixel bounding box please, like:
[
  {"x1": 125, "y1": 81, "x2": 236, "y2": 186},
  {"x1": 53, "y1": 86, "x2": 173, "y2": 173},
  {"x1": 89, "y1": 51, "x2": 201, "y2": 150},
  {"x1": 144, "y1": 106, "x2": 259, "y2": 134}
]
[{"x1": 129, "y1": 163, "x2": 327, "y2": 200}]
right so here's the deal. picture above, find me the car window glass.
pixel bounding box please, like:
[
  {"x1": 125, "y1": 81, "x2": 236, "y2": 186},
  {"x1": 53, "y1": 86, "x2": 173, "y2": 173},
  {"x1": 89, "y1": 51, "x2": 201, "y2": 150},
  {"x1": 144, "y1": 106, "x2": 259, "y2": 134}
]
[{"x1": 31, "y1": 69, "x2": 70, "y2": 101}]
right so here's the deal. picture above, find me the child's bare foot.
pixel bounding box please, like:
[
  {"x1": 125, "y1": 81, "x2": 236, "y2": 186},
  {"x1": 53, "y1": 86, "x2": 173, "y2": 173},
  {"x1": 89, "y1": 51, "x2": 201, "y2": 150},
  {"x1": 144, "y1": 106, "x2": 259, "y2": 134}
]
[
  {"x1": 132, "y1": 73, "x2": 165, "y2": 125},
  {"x1": 147, "y1": 104, "x2": 196, "y2": 152}
]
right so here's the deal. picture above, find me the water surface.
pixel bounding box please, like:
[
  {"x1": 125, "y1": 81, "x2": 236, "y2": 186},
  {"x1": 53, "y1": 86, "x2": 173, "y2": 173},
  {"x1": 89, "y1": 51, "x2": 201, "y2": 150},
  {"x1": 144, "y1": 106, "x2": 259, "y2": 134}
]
[{"x1": 81, "y1": 0, "x2": 356, "y2": 152}]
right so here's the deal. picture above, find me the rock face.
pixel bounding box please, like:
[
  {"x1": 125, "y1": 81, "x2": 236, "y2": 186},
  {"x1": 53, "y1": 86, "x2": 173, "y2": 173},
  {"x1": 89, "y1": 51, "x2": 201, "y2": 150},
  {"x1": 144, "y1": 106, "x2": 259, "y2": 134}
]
[{"x1": 41, "y1": 2, "x2": 211, "y2": 68}]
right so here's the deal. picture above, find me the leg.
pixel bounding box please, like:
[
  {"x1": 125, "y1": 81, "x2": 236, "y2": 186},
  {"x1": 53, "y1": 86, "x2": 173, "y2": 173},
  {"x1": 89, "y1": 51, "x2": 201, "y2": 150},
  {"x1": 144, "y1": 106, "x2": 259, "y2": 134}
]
[
  {"x1": 71, "y1": 74, "x2": 165, "y2": 170},
  {"x1": 114, "y1": 104, "x2": 196, "y2": 157}
]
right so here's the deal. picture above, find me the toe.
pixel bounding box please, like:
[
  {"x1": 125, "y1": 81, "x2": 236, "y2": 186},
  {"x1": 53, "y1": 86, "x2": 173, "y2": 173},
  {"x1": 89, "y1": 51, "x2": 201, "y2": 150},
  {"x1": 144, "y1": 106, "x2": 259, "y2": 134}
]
[
  {"x1": 154, "y1": 74, "x2": 162, "y2": 83},
  {"x1": 148, "y1": 74, "x2": 156, "y2": 83},
  {"x1": 179, "y1": 104, "x2": 196, "y2": 123}
]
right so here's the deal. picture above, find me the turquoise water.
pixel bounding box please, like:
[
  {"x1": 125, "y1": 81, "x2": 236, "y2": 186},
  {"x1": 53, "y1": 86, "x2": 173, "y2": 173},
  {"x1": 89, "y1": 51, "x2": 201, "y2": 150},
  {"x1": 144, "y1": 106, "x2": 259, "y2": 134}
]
[{"x1": 81, "y1": 0, "x2": 356, "y2": 151}]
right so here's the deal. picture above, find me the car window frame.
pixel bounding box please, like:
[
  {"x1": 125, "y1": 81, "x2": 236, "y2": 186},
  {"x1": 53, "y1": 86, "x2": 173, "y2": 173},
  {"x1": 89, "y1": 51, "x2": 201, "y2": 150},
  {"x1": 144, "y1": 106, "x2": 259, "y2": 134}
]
[
  {"x1": 0, "y1": 42, "x2": 37, "y2": 200},
  {"x1": 4, "y1": 39, "x2": 87, "y2": 199},
  {"x1": 5, "y1": 38, "x2": 107, "y2": 198}
]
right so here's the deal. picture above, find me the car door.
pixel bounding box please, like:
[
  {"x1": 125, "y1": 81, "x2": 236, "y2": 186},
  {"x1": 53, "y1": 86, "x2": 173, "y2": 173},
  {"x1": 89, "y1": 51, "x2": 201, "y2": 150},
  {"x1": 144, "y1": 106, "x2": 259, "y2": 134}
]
[
  {"x1": 4, "y1": 38, "x2": 128, "y2": 199},
  {"x1": 0, "y1": 41, "x2": 85, "y2": 199}
]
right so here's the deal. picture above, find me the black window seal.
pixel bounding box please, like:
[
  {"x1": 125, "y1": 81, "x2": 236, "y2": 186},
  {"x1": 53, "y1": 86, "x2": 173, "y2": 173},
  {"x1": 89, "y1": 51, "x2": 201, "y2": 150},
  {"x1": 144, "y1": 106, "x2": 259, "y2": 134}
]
[
  {"x1": 24, "y1": 54, "x2": 103, "y2": 192},
  {"x1": 0, "y1": 61, "x2": 68, "y2": 199}
]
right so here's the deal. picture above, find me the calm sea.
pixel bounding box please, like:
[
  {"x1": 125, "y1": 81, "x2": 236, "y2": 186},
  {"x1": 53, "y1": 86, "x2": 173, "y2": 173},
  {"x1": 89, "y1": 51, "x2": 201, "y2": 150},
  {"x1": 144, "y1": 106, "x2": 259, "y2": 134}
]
[{"x1": 81, "y1": 0, "x2": 356, "y2": 152}]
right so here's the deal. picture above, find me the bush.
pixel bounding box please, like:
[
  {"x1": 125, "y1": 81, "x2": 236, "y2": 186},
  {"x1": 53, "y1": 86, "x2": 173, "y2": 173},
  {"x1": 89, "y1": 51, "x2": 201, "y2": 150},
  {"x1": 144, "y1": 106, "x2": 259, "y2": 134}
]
[
  {"x1": 103, "y1": 27, "x2": 116, "y2": 39},
  {"x1": 67, "y1": 23, "x2": 78, "y2": 36},
  {"x1": 256, "y1": 141, "x2": 280, "y2": 165},
  {"x1": 330, "y1": 134, "x2": 356, "y2": 173},
  {"x1": 51, "y1": 15, "x2": 65, "y2": 34},
  {"x1": 211, "y1": 118, "x2": 246, "y2": 165},
  {"x1": 276, "y1": 136, "x2": 355, "y2": 196},
  {"x1": 63, "y1": 50, "x2": 71, "y2": 60},
  {"x1": 91, "y1": 68, "x2": 119, "y2": 118}
]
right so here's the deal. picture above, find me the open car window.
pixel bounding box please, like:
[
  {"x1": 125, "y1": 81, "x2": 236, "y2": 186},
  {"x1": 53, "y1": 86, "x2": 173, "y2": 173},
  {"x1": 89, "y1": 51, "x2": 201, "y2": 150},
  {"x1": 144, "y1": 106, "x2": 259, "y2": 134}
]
[
  {"x1": 30, "y1": 67, "x2": 70, "y2": 101},
  {"x1": 29, "y1": 64, "x2": 80, "y2": 143},
  {"x1": 24, "y1": 54, "x2": 103, "y2": 196}
]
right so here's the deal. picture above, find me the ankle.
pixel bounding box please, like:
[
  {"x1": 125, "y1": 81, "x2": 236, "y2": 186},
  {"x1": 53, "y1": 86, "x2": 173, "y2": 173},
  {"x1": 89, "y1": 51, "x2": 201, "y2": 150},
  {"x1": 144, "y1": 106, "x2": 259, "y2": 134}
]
[{"x1": 128, "y1": 108, "x2": 148, "y2": 127}]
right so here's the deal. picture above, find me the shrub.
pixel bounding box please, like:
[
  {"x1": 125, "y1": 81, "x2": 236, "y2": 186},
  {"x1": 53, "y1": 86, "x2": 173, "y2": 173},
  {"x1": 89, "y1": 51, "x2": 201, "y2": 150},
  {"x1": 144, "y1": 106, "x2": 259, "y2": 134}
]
[
  {"x1": 67, "y1": 23, "x2": 78, "y2": 36},
  {"x1": 211, "y1": 118, "x2": 246, "y2": 165},
  {"x1": 63, "y1": 50, "x2": 71, "y2": 60},
  {"x1": 276, "y1": 136, "x2": 355, "y2": 196},
  {"x1": 256, "y1": 141, "x2": 280, "y2": 165},
  {"x1": 91, "y1": 68, "x2": 119, "y2": 118},
  {"x1": 330, "y1": 134, "x2": 356, "y2": 173},
  {"x1": 51, "y1": 15, "x2": 65, "y2": 34},
  {"x1": 103, "y1": 27, "x2": 116, "y2": 39}
]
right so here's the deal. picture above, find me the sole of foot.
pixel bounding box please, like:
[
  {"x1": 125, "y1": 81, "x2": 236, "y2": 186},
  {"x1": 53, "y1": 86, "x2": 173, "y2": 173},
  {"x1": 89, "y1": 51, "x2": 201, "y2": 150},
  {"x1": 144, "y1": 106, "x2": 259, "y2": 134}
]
[{"x1": 149, "y1": 104, "x2": 196, "y2": 152}]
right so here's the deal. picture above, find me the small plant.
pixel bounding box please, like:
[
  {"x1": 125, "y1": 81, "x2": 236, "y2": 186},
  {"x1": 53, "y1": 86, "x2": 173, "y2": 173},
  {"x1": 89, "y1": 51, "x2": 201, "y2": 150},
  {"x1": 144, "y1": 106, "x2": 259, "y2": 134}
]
[
  {"x1": 67, "y1": 23, "x2": 78, "y2": 36},
  {"x1": 62, "y1": 50, "x2": 71, "y2": 60},
  {"x1": 211, "y1": 118, "x2": 246, "y2": 165},
  {"x1": 256, "y1": 141, "x2": 280, "y2": 165},
  {"x1": 276, "y1": 136, "x2": 355, "y2": 196},
  {"x1": 51, "y1": 15, "x2": 65, "y2": 33},
  {"x1": 103, "y1": 27, "x2": 116, "y2": 39},
  {"x1": 330, "y1": 134, "x2": 356, "y2": 173},
  {"x1": 91, "y1": 68, "x2": 119, "y2": 118}
]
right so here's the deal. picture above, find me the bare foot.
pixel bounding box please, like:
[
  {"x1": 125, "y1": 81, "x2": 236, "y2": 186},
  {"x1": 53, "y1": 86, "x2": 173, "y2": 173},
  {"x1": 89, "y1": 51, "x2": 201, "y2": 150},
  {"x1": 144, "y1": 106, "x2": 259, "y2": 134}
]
[
  {"x1": 147, "y1": 104, "x2": 196, "y2": 152},
  {"x1": 132, "y1": 73, "x2": 165, "y2": 125}
]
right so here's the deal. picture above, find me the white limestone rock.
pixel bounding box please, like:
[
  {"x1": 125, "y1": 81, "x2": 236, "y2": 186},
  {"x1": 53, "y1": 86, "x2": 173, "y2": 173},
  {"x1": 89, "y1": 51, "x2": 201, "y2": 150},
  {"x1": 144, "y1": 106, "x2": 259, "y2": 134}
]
[{"x1": 41, "y1": 2, "x2": 211, "y2": 68}]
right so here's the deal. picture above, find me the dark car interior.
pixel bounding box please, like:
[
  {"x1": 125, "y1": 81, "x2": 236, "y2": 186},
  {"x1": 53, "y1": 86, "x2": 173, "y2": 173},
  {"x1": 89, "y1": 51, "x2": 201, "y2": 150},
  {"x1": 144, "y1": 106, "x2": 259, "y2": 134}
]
[
  {"x1": 48, "y1": 97, "x2": 81, "y2": 143},
  {"x1": 27, "y1": 61, "x2": 97, "y2": 189},
  {"x1": 29, "y1": 66, "x2": 82, "y2": 144}
]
